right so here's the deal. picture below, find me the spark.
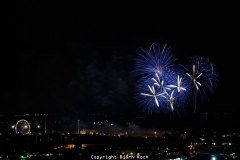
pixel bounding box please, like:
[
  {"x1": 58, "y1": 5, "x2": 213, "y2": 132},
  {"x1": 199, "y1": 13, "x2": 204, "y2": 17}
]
[
  {"x1": 140, "y1": 85, "x2": 165, "y2": 107},
  {"x1": 151, "y1": 73, "x2": 170, "y2": 92},
  {"x1": 151, "y1": 73, "x2": 161, "y2": 87},
  {"x1": 162, "y1": 90, "x2": 175, "y2": 111},
  {"x1": 167, "y1": 75, "x2": 186, "y2": 93},
  {"x1": 186, "y1": 65, "x2": 202, "y2": 90}
]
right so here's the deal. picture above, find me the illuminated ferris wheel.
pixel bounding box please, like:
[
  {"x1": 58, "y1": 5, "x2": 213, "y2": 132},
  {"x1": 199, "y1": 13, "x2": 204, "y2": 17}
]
[{"x1": 15, "y1": 119, "x2": 31, "y2": 135}]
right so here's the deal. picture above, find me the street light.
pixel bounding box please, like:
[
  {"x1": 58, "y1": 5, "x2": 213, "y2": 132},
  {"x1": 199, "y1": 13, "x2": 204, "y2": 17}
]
[{"x1": 11, "y1": 125, "x2": 15, "y2": 133}]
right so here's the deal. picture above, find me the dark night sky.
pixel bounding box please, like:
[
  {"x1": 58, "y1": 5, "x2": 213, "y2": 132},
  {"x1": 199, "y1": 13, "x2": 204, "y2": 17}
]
[{"x1": 2, "y1": 2, "x2": 239, "y2": 123}]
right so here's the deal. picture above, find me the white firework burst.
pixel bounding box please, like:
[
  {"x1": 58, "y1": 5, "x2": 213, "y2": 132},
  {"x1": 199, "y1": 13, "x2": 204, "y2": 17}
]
[
  {"x1": 167, "y1": 75, "x2": 186, "y2": 93},
  {"x1": 186, "y1": 64, "x2": 202, "y2": 90},
  {"x1": 140, "y1": 85, "x2": 165, "y2": 107}
]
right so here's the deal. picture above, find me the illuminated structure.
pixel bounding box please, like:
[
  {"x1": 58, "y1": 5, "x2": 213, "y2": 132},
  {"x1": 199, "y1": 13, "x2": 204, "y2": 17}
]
[
  {"x1": 15, "y1": 119, "x2": 31, "y2": 135},
  {"x1": 78, "y1": 120, "x2": 80, "y2": 134}
]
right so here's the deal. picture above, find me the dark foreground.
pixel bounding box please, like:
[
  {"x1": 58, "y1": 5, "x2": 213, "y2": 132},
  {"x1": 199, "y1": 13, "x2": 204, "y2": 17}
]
[{"x1": 0, "y1": 133, "x2": 239, "y2": 159}]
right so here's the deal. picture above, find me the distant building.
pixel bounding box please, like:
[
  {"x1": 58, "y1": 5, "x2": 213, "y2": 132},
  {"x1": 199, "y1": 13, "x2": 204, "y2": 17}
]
[{"x1": 80, "y1": 129, "x2": 96, "y2": 135}]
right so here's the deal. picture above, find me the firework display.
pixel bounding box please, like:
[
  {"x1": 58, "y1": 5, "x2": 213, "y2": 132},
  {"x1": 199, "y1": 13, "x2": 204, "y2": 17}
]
[{"x1": 133, "y1": 42, "x2": 219, "y2": 115}]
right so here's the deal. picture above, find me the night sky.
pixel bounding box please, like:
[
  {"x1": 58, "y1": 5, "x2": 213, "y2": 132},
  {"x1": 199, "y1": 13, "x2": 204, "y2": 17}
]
[{"x1": 2, "y1": 2, "x2": 239, "y2": 126}]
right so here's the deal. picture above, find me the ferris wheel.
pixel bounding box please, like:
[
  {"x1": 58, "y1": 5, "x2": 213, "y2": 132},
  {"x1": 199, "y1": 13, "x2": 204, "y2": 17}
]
[{"x1": 15, "y1": 119, "x2": 31, "y2": 135}]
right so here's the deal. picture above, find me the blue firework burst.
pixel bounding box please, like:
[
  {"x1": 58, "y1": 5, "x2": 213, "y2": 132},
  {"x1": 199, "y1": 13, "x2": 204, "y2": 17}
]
[
  {"x1": 181, "y1": 56, "x2": 219, "y2": 112},
  {"x1": 133, "y1": 42, "x2": 178, "y2": 81},
  {"x1": 133, "y1": 43, "x2": 190, "y2": 116}
]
